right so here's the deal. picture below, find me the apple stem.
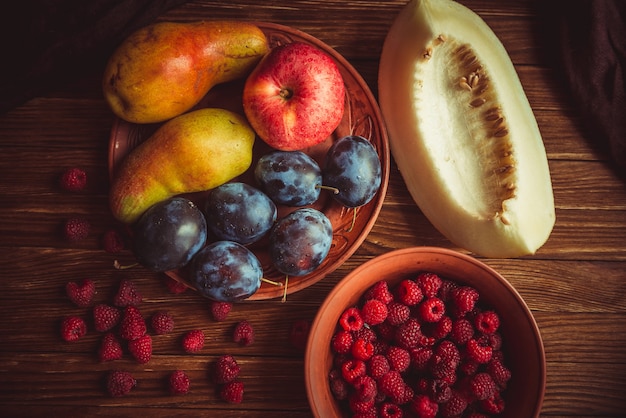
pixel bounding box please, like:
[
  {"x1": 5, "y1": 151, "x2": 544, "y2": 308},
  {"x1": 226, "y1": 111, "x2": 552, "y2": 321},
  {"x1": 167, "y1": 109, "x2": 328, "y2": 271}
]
[
  {"x1": 345, "y1": 208, "x2": 357, "y2": 233},
  {"x1": 113, "y1": 260, "x2": 139, "y2": 270},
  {"x1": 261, "y1": 277, "x2": 284, "y2": 287},
  {"x1": 316, "y1": 184, "x2": 340, "y2": 195},
  {"x1": 281, "y1": 275, "x2": 289, "y2": 303},
  {"x1": 279, "y1": 88, "x2": 293, "y2": 100}
]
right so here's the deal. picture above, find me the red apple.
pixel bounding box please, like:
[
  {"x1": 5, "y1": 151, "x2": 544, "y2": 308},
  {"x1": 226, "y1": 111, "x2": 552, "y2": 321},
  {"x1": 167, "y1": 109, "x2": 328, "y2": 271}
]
[{"x1": 242, "y1": 42, "x2": 345, "y2": 151}]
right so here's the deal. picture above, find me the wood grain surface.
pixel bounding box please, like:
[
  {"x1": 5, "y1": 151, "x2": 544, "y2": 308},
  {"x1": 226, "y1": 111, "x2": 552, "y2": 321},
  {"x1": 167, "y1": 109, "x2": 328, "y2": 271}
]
[{"x1": 1, "y1": 0, "x2": 625, "y2": 417}]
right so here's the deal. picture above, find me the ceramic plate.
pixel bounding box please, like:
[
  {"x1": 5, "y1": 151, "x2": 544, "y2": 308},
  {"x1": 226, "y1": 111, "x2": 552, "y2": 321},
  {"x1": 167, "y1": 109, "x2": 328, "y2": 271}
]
[{"x1": 108, "y1": 22, "x2": 390, "y2": 300}]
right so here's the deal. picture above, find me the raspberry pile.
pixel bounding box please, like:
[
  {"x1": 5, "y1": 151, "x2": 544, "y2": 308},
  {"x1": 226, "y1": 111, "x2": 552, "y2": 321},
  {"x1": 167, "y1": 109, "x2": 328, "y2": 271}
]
[{"x1": 328, "y1": 273, "x2": 512, "y2": 417}]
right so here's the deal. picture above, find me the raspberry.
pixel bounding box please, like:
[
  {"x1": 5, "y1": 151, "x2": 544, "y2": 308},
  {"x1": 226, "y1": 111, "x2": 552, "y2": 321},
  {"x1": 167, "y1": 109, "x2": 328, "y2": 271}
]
[
  {"x1": 352, "y1": 338, "x2": 374, "y2": 361},
  {"x1": 374, "y1": 321, "x2": 396, "y2": 342},
  {"x1": 352, "y1": 375, "x2": 377, "y2": 402},
  {"x1": 364, "y1": 280, "x2": 394, "y2": 304},
  {"x1": 468, "y1": 372, "x2": 497, "y2": 401},
  {"x1": 289, "y1": 319, "x2": 311, "y2": 350},
  {"x1": 60, "y1": 167, "x2": 87, "y2": 191},
  {"x1": 339, "y1": 307, "x2": 364, "y2": 331},
  {"x1": 106, "y1": 370, "x2": 136, "y2": 397},
  {"x1": 466, "y1": 338, "x2": 493, "y2": 364},
  {"x1": 450, "y1": 286, "x2": 479, "y2": 317},
  {"x1": 409, "y1": 346, "x2": 433, "y2": 371},
  {"x1": 415, "y1": 272, "x2": 443, "y2": 298},
  {"x1": 450, "y1": 318, "x2": 474, "y2": 345},
  {"x1": 429, "y1": 315, "x2": 452, "y2": 339},
  {"x1": 480, "y1": 391, "x2": 505, "y2": 414},
  {"x1": 474, "y1": 310, "x2": 500, "y2": 334},
  {"x1": 428, "y1": 379, "x2": 452, "y2": 403},
  {"x1": 410, "y1": 394, "x2": 438, "y2": 418},
  {"x1": 329, "y1": 369, "x2": 349, "y2": 400},
  {"x1": 418, "y1": 297, "x2": 446, "y2": 323},
  {"x1": 479, "y1": 332, "x2": 502, "y2": 351},
  {"x1": 220, "y1": 380, "x2": 244, "y2": 403},
  {"x1": 150, "y1": 311, "x2": 175, "y2": 335},
  {"x1": 366, "y1": 354, "x2": 390, "y2": 379},
  {"x1": 210, "y1": 301, "x2": 232, "y2": 322},
  {"x1": 486, "y1": 359, "x2": 512, "y2": 388},
  {"x1": 378, "y1": 370, "x2": 407, "y2": 404},
  {"x1": 233, "y1": 320, "x2": 255, "y2": 346},
  {"x1": 386, "y1": 346, "x2": 410, "y2": 372},
  {"x1": 63, "y1": 217, "x2": 90, "y2": 241},
  {"x1": 113, "y1": 279, "x2": 142, "y2": 307},
  {"x1": 93, "y1": 304, "x2": 121, "y2": 332},
  {"x1": 65, "y1": 278, "x2": 96, "y2": 308},
  {"x1": 169, "y1": 370, "x2": 190, "y2": 395},
  {"x1": 163, "y1": 276, "x2": 188, "y2": 294},
  {"x1": 119, "y1": 305, "x2": 146, "y2": 341},
  {"x1": 394, "y1": 317, "x2": 423, "y2": 349},
  {"x1": 214, "y1": 354, "x2": 240, "y2": 384},
  {"x1": 430, "y1": 353, "x2": 457, "y2": 383},
  {"x1": 353, "y1": 324, "x2": 377, "y2": 343},
  {"x1": 459, "y1": 359, "x2": 480, "y2": 376},
  {"x1": 395, "y1": 279, "x2": 423, "y2": 306},
  {"x1": 182, "y1": 329, "x2": 205, "y2": 353},
  {"x1": 331, "y1": 330, "x2": 354, "y2": 354},
  {"x1": 434, "y1": 339, "x2": 461, "y2": 369},
  {"x1": 128, "y1": 334, "x2": 152, "y2": 364},
  {"x1": 379, "y1": 403, "x2": 403, "y2": 418},
  {"x1": 341, "y1": 359, "x2": 366, "y2": 384},
  {"x1": 349, "y1": 394, "x2": 376, "y2": 415},
  {"x1": 98, "y1": 332, "x2": 123, "y2": 362},
  {"x1": 440, "y1": 390, "x2": 467, "y2": 417},
  {"x1": 386, "y1": 302, "x2": 410, "y2": 326},
  {"x1": 60, "y1": 316, "x2": 87, "y2": 342},
  {"x1": 102, "y1": 229, "x2": 125, "y2": 253},
  {"x1": 361, "y1": 299, "x2": 388, "y2": 325}
]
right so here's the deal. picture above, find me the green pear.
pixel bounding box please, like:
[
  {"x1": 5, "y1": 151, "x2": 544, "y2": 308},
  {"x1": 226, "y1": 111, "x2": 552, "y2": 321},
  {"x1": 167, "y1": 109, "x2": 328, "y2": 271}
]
[
  {"x1": 103, "y1": 21, "x2": 269, "y2": 124},
  {"x1": 110, "y1": 108, "x2": 255, "y2": 223}
]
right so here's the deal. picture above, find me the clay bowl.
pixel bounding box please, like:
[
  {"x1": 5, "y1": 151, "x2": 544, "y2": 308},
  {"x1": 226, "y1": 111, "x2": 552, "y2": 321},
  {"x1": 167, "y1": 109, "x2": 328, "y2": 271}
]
[
  {"x1": 305, "y1": 247, "x2": 546, "y2": 417},
  {"x1": 108, "y1": 22, "x2": 390, "y2": 300}
]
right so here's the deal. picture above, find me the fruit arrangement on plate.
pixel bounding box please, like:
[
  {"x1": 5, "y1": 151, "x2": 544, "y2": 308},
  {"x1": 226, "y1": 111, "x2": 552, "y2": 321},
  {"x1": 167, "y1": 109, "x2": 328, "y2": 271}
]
[{"x1": 106, "y1": 21, "x2": 390, "y2": 301}]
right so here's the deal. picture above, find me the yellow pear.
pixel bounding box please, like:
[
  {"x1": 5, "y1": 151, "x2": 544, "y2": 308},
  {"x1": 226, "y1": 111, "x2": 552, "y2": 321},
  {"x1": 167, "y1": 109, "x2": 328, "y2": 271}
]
[
  {"x1": 103, "y1": 21, "x2": 269, "y2": 123},
  {"x1": 110, "y1": 108, "x2": 255, "y2": 223}
]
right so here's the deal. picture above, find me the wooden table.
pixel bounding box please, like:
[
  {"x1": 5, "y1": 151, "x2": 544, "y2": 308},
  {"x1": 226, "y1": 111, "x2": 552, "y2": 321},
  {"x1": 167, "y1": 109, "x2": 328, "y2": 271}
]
[{"x1": 1, "y1": 1, "x2": 625, "y2": 416}]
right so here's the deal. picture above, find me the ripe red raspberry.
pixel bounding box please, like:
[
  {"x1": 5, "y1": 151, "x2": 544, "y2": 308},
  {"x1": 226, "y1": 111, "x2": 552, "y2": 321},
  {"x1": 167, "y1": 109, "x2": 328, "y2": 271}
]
[
  {"x1": 466, "y1": 338, "x2": 493, "y2": 364},
  {"x1": 60, "y1": 316, "x2": 87, "y2": 342},
  {"x1": 182, "y1": 329, "x2": 205, "y2": 353},
  {"x1": 101, "y1": 229, "x2": 125, "y2": 253},
  {"x1": 360, "y1": 299, "x2": 388, "y2": 325},
  {"x1": 352, "y1": 324, "x2": 377, "y2": 343},
  {"x1": 210, "y1": 301, "x2": 232, "y2": 322},
  {"x1": 415, "y1": 272, "x2": 443, "y2": 298},
  {"x1": 60, "y1": 167, "x2": 87, "y2": 191},
  {"x1": 113, "y1": 279, "x2": 142, "y2": 307},
  {"x1": 150, "y1": 310, "x2": 174, "y2": 335},
  {"x1": 410, "y1": 394, "x2": 438, "y2": 418},
  {"x1": 220, "y1": 380, "x2": 244, "y2": 404},
  {"x1": 93, "y1": 304, "x2": 121, "y2": 332},
  {"x1": 395, "y1": 317, "x2": 423, "y2": 349},
  {"x1": 418, "y1": 297, "x2": 446, "y2": 323},
  {"x1": 163, "y1": 276, "x2": 188, "y2": 294},
  {"x1": 352, "y1": 375, "x2": 377, "y2": 402},
  {"x1": 459, "y1": 359, "x2": 480, "y2": 377},
  {"x1": 332, "y1": 329, "x2": 354, "y2": 354},
  {"x1": 486, "y1": 359, "x2": 512, "y2": 388},
  {"x1": 468, "y1": 372, "x2": 497, "y2": 400},
  {"x1": 479, "y1": 332, "x2": 502, "y2": 351},
  {"x1": 429, "y1": 315, "x2": 452, "y2": 339},
  {"x1": 214, "y1": 354, "x2": 241, "y2": 384},
  {"x1": 374, "y1": 321, "x2": 396, "y2": 342},
  {"x1": 119, "y1": 306, "x2": 146, "y2": 341},
  {"x1": 428, "y1": 378, "x2": 452, "y2": 403},
  {"x1": 480, "y1": 391, "x2": 505, "y2": 414},
  {"x1": 450, "y1": 318, "x2": 474, "y2": 345},
  {"x1": 65, "y1": 278, "x2": 95, "y2": 307},
  {"x1": 289, "y1": 319, "x2": 311, "y2": 350},
  {"x1": 351, "y1": 338, "x2": 374, "y2": 361},
  {"x1": 450, "y1": 286, "x2": 479, "y2": 317},
  {"x1": 364, "y1": 280, "x2": 394, "y2": 304},
  {"x1": 339, "y1": 307, "x2": 364, "y2": 331},
  {"x1": 128, "y1": 334, "x2": 152, "y2": 364},
  {"x1": 386, "y1": 345, "x2": 410, "y2": 373},
  {"x1": 98, "y1": 332, "x2": 123, "y2": 362},
  {"x1": 378, "y1": 370, "x2": 408, "y2": 404},
  {"x1": 366, "y1": 354, "x2": 390, "y2": 379},
  {"x1": 233, "y1": 320, "x2": 255, "y2": 346},
  {"x1": 341, "y1": 358, "x2": 366, "y2": 384},
  {"x1": 63, "y1": 217, "x2": 90, "y2": 242},
  {"x1": 169, "y1": 370, "x2": 190, "y2": 395},
  {"x1": 329, "y1": 369, "x2": 349, "y2": 400},
  {"x1": 379, "y1": 402, "x2": 403, "y2": 418},
  {"x1": 396, "y1": 279, "x2": 424, "y2": 306},
  {"x1": 348, "y1": 394, "x2": 376, "y2": 415},
  {"x1": 386, "y1": 302, "x2": 410, "y2": 326},
  {"x1": 434, "y1": 339, "x2": 461, "y2": 369},
  {"x1": 474, "y1": 310, "x2": 500, "y2": 334},
  {"x1": 106, "y1": 370, "x2": 136, "y2": 397},
  {"x1": 409, "y1": 346, "x2": 433, "y2": 371},
  {"x1": 440, "y1": 389, "x2": 468, "y2": 417}
]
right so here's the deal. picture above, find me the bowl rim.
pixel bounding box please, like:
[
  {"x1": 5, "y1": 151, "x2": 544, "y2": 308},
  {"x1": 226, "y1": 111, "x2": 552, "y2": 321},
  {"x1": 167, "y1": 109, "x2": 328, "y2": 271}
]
[{"x1": 304, "y1": 246, "x2": 546, "y2": 418}]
